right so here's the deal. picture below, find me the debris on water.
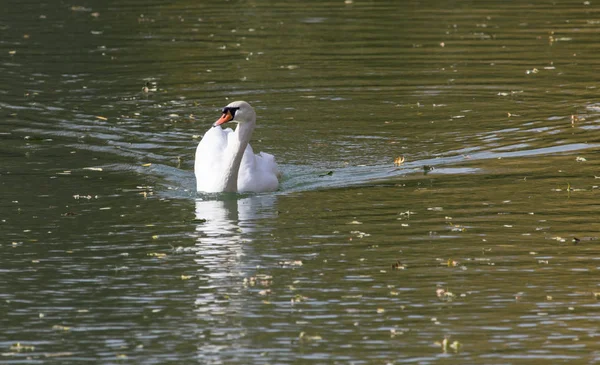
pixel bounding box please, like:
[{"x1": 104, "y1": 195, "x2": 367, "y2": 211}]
[
  {"x1": 172, "y1": 245, "x2": 196, "y2": 253},
  {"x1": 298, "y1": 332, "x2": 322, "y2": 342},
  {"x1": 390, "y1": 328, "x2": 401, "y2": 337},
  {"x1": 44, "y1": 352, "x2": 74, "y2": 358},
  {"x1": 318, "y1": 170, "x2": 333, "y2": 177},
  {"x1": 447, "y1": 259, "x2": 458, "y2": 267},
  {"x1": 573, "y1": 237, "x2": 580, "y2": 244},
  {"x1": 350, "y1": 230, "x2": 370, "y2": 238},
  {"x1": 571, "y1": 114, "x2": 584, "y2": 126},
  {"x1": 376, "y1": 308, "x2": 385, "y2": 314},
  {"x1": 243, "y1": 274, "x2": 273, "y2": 288},
  {"x1": 10, "y1": 343, "x2": 35, "y2": 352},
  {"x1": 291, "y1": 294, "x2": 309, "y2": 305},
  {"x1": 71, "y1": 5, "x2": 92, "y2": 11},
  {"x1": 147, "y1": 252, "x2": 167, "y2": 258},
  {"x1": 398, "y1": 210, "x2": 415, "y2": 219},
  {"x1": 394, "y1": 156, "x2": 405, "y2": 166},
  {"x1": 258, "y1": 289, "x2": 271, "y2": 296},
  {"x1": 279, "y1": 260, "x2": 303, "y2": 267},
  {"x1": 526, "y1": 68, "x2": 539, "y2": 74},
  {"x1": 436, "y1": 288, "x2": 455, "y2": 301},
  {"x1": 449, "y1": 340, "x2": 461, "y2": 352},
  {"x1": 52, "y1": 325, "x2": 71, "y2": 331},
  {"x1": 391, "y1": 260, "x2": 405, "y2": 270},
  {"x1": 83, "y1": 167, "x2": 103, "y2": 171},
  {"x1": 142, "y1": 81, "x2": 157, "y2": 93},
  {"x1": 73, "y1": 194, "x2": 98, "y2": 200},
  {"x1": 180, "y1": 275, "x2": 192, "y2": 280},
  {"x1": 347, "y1": 220, "x2": 362, "y2": 225},
  {"x1": 447, "y1": 223, "x2": 466, "y2": 232},
  {"x1": 575, "y1": 156, "x2": 587, "y2": 162},
  {"x1": 95, "y1": 116, "x2": 108, "y2": 121},
  {"x1": 142, "y1": 163, "x2": 152, "y2": 167}
]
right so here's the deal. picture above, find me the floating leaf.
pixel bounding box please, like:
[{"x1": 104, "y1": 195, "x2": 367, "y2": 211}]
[
  {"x1": 147, "y1": 252, "x2": 166, "y2": 258},
  {"x1": 391, "y1": 260, "x2": 405, "y2": 270},
  {"x1": 44, "y1": 352, "x2": 74, "y2": 358},
  {"x1": 10, "y1": 343, "x2": 35, "y2": 352},
  {"x1": 52, "y1": 325, "x2": 71, "y2": 331},
  {"x1": 318, "y1": 170, "x2": 334, "y2": 177},
  {"x1": 298, "y1": 332, "x2": 322, "y2": 341},
  {"x1": 279, "y1": 260, "x2": 303, "y2": 267},
  {"x1": 394, "y1": 156, "x2": 405, "y2": 166},
  {"x1": 449, "y1": 340, "x2": 461, "y2": 352}
]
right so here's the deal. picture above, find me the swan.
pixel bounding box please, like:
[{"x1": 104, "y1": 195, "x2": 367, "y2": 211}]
[{"x1": 194, "y1": 101, "x2": 280, "y2": 193}]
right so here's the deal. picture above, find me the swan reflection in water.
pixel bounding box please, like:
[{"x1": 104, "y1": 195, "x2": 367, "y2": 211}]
[{"x1": 191, "y1": 194, "x2": 276, "y2": 357}]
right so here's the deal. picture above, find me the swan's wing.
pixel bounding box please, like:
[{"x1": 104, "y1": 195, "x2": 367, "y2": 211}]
[
  {"x1": 194, "y1": 126, "x2": 233, "y2": 192},
  {"x1": 237, "y1": 146, "x2": 280, "y2": 193},
  {"x1": 256, "y1": 151, "x2": 280, "y2": 178}
]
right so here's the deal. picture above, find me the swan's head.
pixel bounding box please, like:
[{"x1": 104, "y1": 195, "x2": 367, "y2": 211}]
[{"x1": 213, "y1": 101, "x2": 255, "y2": 127}]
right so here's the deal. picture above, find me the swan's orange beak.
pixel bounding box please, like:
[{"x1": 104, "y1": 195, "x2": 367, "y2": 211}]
[{"x1": 213, "y1": 110, "x2": 233, "y2": 127}]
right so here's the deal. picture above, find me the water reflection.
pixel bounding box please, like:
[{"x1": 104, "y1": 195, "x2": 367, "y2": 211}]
[{"x1": 191, "y1": 195, "x2": 276, "y2": 360}]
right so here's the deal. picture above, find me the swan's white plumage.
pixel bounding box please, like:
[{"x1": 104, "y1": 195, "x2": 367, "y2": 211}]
[{"x1": 194, "y1": 101, "x2": 280, "y2": 193}]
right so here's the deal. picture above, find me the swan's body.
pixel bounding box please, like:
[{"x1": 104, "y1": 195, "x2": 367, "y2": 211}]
[{"x1": 194, "y1": 101, "x2": 280, "y2": 193}]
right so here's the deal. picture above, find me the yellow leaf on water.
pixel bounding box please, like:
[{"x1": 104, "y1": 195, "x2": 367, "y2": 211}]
[
  {"x1": 52, "y1": 325, "x2": 71, "y2": 331},
  {"x1": 147, "y1": 252, "x2": 166, "y2": 258},
  {"x1": 44, "y1": 352, "x2": 74, "y2": 358},
  {"x1": 181, "y1": 275, "x2": 192, "y2": 280},
  {"x1": 394, "y1": 156, "x2": 405, "y2": 166},
  {"x1": 95, "y1": 116, "x2": 108, "y2": 121},
  {"x1": 10, "y1": 342, "x2": 35, "y2": 352},
  {"x1": 142, "y1": 163, "x2": 152, "y2": 167}
]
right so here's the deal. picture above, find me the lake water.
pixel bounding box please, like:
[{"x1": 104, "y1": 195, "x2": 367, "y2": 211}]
[{"x1": 2, "y1": 0, "x2": 600, "y2": 363}]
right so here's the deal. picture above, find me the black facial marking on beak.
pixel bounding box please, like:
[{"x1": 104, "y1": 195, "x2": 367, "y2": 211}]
[{"x1": 222, "y1": 106, "x2": 240, "y2": 120}]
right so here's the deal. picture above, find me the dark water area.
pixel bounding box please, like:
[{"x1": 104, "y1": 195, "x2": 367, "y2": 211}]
[{"x1": 1, "y1": 0, "x2": 600, "y2": 363}]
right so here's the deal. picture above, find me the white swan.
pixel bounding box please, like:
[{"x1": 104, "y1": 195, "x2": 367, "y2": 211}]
[{"x1": 194, "y1": 101, "x2": 280, "y2": 193}]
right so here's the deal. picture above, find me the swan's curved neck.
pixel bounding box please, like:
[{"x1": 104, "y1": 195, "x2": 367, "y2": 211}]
[{"x1": 221, "y1": 120, "x2": 255, "y2": 192}]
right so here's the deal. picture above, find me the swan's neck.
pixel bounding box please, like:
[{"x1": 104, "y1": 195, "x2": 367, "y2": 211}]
[{"x1": 221, "y1": 121, "x2": 254, "y2": 192}]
